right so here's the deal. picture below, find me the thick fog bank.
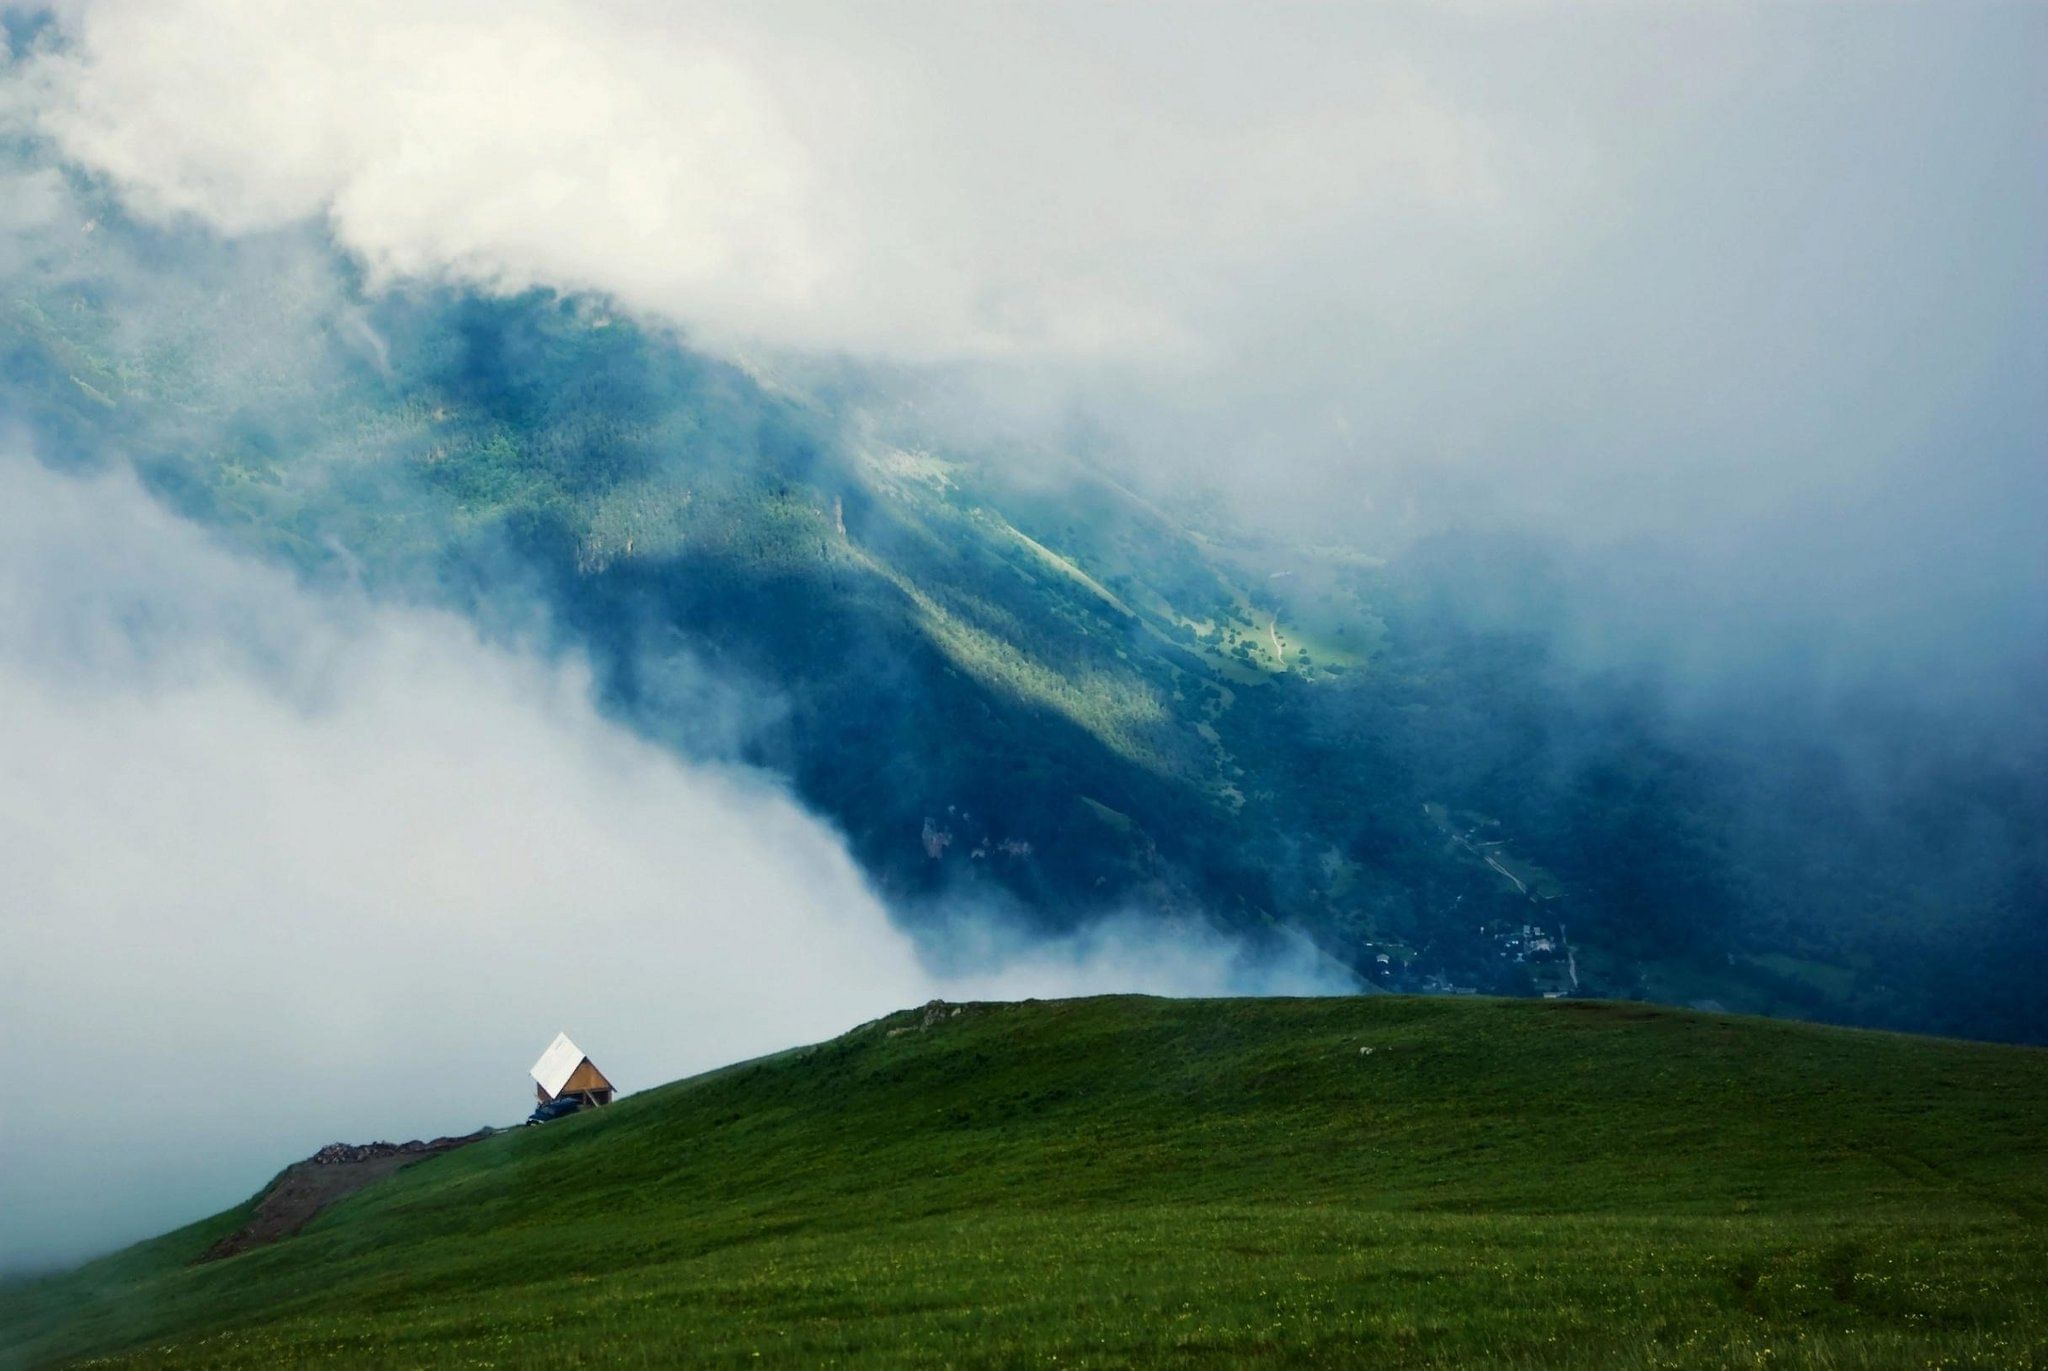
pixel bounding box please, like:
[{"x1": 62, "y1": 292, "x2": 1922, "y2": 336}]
[
  {"x1": 15, "y1": 1, "x2": 2043, "y2": 720},
  {"x1": 0, "y1": 456, "x2": 1346, "y2": 1272}
]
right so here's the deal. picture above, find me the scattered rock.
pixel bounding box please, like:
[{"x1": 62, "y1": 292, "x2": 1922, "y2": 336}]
[
  {"x1": 199, "y1": 1129, "x2": 494, "y2": 1263},
  {"x1": 307, "y1": 1133, "x2": 490, "y2": 1166}
]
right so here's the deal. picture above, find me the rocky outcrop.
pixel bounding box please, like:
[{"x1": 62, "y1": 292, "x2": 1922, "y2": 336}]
[
  {"x1": 199, "y1": 1129, "x2": 494, "y2": 1262},
  {"x1": 307, "y1": 1133, "x2": 492, "y2": 1166}
]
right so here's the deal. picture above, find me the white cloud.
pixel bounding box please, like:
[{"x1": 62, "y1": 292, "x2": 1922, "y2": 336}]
[
  {"x1": 22, "y1": 0, "x2": 1518, "y2": 366},
  {"x1": 29, "y1": 0, "x2": 2040, "y2": 579},
  {"x1": 0, "y1": 454, "x2": 1346, "y2": 1270}
]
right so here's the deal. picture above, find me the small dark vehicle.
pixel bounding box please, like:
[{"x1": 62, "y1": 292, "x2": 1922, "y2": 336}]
[{"x1": 525, "y1": 1096, "x2": 582, "y2": 1126}]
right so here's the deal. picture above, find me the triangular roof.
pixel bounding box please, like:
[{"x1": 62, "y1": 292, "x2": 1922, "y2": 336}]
[{"x1": 530, "y1": 1031, "x2": 592, "y2": 1098}]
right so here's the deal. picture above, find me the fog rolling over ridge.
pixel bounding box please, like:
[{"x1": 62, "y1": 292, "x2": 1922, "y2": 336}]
[
  {"x1": 26, "y1": 3, "x2": 2043, "y2": 556},
  {"x1": 0, "y1": 455, "x2": 1345, "y2": 1271},
  {"x1": 15, "y1": 0, "x2": 2044, "y2": 715},
  {"x1": 1, "y1": 0, "x2": 2045, "y2": 1274}
]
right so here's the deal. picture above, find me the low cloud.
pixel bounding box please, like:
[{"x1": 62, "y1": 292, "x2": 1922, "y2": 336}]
[
  {"x1": 0, "y1": 454, "x2": 1345, "y2": 1272},
  {"x1": 20, "y1": 1, "x2": 2043, "y2": 671},
  {"x1": 20, "y1": 0, "x2": 1524, "y2": 369}
]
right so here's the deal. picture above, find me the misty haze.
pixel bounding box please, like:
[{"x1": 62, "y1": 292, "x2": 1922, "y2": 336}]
[{"x1": 1, "y1": 4, "x2": 2043, "y2": 1367}]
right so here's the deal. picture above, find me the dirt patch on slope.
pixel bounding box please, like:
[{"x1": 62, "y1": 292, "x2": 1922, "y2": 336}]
[{"x1": 199, "y1": 1131, "x2": 493, "y2": 1263}]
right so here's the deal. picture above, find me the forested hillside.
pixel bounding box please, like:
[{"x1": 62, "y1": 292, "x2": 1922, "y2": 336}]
[{"x1": 5, "y1": 147, "x2": 2042, "y2": 1042}]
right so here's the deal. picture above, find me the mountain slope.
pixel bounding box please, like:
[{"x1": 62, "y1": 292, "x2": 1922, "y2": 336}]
[
  {"x1": 5, "y1": 996, "x2": 2044, "y2": 1368},
  {"x1": 5, "y1": 148, "x2": 2046, "y2": 1040}
]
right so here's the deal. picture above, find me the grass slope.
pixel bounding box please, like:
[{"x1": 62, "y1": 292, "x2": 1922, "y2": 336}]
[{"x1": 4, "y1": 996, "x2": 2045, "y2": 1369}]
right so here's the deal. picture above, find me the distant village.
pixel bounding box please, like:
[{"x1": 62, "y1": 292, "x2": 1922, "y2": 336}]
[
  {"x1": 1347, "y1": 803, "x2": 1588, "y2": 1000},
  {"x1": 1361, "y1": 918, "x2": 1580, "y2": 1000}
]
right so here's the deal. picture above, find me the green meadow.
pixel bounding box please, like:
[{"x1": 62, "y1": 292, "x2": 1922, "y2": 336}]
[{"x1": 4, "y1": 995, "x2": 2045, "y2": 1368}]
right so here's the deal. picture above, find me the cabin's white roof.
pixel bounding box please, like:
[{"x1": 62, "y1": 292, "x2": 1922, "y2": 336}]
[{"x1": 530, "y1": 1031, "x2": 588, "y2": 1097}]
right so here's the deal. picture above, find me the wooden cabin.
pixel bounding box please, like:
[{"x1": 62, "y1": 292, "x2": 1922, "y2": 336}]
[{"x1": 530, "y1": 1031, "x2": 615, "y2": 1108}]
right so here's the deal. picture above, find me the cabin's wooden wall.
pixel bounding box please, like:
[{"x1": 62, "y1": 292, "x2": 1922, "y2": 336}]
[{"x1": 561, "y1": 1059, "x2": 613, "y2": 1096}]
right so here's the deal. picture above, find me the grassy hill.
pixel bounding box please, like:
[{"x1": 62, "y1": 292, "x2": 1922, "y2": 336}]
[{"x1": 4, "y1": 995, "x2": 2044, "y2": 1368}]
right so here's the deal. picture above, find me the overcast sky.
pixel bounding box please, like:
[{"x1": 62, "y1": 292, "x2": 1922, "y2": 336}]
[{"x1": 17, "y1": 1, "x2": 2042, "y2": 660}]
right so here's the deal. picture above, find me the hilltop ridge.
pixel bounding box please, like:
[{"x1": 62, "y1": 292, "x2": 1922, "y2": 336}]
[{"x1": 4, "y1": 995, "x2": 2044, "y2": 1367}]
